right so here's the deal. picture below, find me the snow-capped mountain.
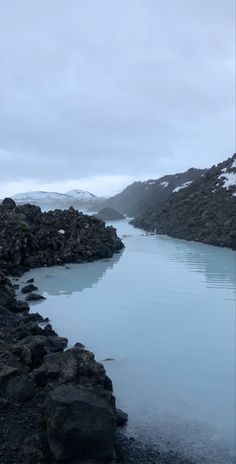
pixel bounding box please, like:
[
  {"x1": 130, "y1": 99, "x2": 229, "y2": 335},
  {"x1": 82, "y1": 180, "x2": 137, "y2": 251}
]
[
  {"x1": 13, "y1": 191, "x2": 70, "y2": 201},
  {"x1": 65, "y1": 190, "x2": 96, "y2": 200},
  {"x1": 10, "y1": 190, "x2": 101, "y2": 211}
]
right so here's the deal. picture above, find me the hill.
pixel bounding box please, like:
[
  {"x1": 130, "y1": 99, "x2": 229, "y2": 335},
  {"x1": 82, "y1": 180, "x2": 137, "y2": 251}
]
[
  {"x1": 98, "y1": 168, "x2": 205, "y2": 217},
  {"x1": 132, "y1": 154, "x2": 236, "y2": 249},
  {"x1": 9, "y1": 190, "x2": 102, "y2": 211}
]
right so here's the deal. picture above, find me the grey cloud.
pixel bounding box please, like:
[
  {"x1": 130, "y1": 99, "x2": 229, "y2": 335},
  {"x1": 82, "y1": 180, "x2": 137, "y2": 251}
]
[{"x1": 0, "y1": 0, "x2": 234, "y2": 188}]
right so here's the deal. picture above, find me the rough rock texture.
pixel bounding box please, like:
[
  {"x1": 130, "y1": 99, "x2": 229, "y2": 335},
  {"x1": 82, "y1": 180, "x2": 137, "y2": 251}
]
[
  {"x1": 96, "y1": 207, "x2": 125, "y2": 221},
  {"x1": 22, "y1": 284, "x2": 38, "y2": 294},
  {"x1": 0, "y1": 274, "x2": 121, "y2": 463},
  {"x1": 45, "y1": 384, "x2": 116, "y2": 462},
  {"x1": 132, "y1": 154, "x2": 236, "y2": 249},
  {"x1": 0, "y1": 200, "x2": 124, "y2": 275}
]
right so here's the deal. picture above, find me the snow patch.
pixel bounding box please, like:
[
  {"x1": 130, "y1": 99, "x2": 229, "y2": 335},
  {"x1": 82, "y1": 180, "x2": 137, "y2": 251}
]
[
  {"x1": 173, "y1": 181, "x2": 193, "y2": 193},
  {"x1": 66, "y1": 189, "x2": 96, "y2": 200},
  {"x1": 58, "y1": 229, "x2": 65, "y2": 235},
  {"x1": 160, "y1": 181, "x2": 169, "y2": 188},
  {"x1": 219, "y1": 171, "x2": 236, "y2": 189},
  {"x1": 13, "y1": 191, "x2": 68, "y2": 201}
]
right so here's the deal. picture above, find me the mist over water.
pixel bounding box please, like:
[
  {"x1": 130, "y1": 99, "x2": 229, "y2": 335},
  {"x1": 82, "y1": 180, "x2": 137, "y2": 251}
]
[{"x1": 20, "y1": 220, "x2": 236, "y2": 463}]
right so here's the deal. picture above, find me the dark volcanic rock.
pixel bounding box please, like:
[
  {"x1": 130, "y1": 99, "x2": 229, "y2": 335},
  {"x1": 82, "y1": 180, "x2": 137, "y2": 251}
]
[
  {"x1": 0, "y1": 201, "x2": 124, "y2": 275},
  {"x1": 0, "y1": 272, "x2": 120, "y2": 463},
  {"x1": 45, "y1": 384, "x2": 116, "y2": 463},
  {"x1": 96, "y1": 207, "x2": 125, "y2": 221},
  {"x1": 25, "y1": 293, "x2": 46, "y2": 302},
  {"x1": 116, "y1": 408, "x2": 128, "y2": 427},
  {"x1": 132, "y1": 154, "x2": 236, "y2": 250},
  {"x1": 14, "y1": 300, "x2": 30, "y2": 312},
  {"x1": 0, "y1": 197, "x2": 124, "y2": 463},
  {"x1": 6, "y1": 374, "x2": 35, "y2": 402},
  {"x1": 22, "y1": 284, "x2": 38, "y2": 294}
]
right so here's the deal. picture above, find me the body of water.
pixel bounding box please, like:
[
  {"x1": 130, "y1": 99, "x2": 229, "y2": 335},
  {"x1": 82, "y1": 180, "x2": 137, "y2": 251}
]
[{"x1": 19, "y1": 220, "x2": 236, "y2": 463}]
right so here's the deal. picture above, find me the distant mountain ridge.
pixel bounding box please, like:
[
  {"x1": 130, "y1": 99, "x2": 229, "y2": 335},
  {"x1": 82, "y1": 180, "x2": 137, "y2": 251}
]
[
  {"x1": 132, "y1": 154, "x2": 236, "y2": 249},
  {"x1": 98, "y1": 167, "x2": 206, "y2": 217},
  {"x1": 9, "y1": 190, "x2": 102, "y2": 211}
]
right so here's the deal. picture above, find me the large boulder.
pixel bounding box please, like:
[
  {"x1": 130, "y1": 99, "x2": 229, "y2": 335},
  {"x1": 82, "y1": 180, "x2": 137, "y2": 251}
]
[
  {"x1": 21, "y1": 284, "x2": 38, "y2": 294},
  {"x1": 31, "y1": 347, "x2": 111, "y2": 391},
  {"x1": 44, "y1": 384, "x2": 116, "y2": 463}
]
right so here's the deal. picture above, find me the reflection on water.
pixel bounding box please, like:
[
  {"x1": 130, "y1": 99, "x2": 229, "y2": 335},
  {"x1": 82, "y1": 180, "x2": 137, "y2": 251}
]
[
  {"x1": 21, "y1": 250, "x2": 123, "y2": 296},
  {"x1": 22, "y1": 219, "x2": 236, "y2": 463}
]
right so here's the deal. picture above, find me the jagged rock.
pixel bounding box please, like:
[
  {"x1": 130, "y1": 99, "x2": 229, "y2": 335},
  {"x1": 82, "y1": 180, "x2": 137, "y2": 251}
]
[
  {"x1": 74, "y1": 341, "x2": 85, "y2": 349},
  {"x1": 0, "y1": 201, "x2": 124, "y2": 275},
  {"x1": 116, "y1": 408, "x2": 128, "y2": 427},
  {"x1": 31, "y1": 347, "x2": 111, "y2": 391},
  {"x1": 26, "y1": 278, "x2": 34, "y2": 283},
  {"x1": 47, "y1": 336, "x2": 68, "y2": 353},
  {"x1": 14, "y1": 300, "x2": 30, "y2": 312},
  {"x1": 25, "y1": 293, "x2": 46, "y2": 302},
  {"x1": 44, "y1": 384, "x2": 116, "y2": 463},
  {"x1": 0, "y1": 264, "x2": 125, "y2": 462},
  {"x1": 6, "y1": 375, "x2": 35, "y2": 402},
  {"x1": 1, "y1": 198, "x2": 16, "y2": 210},
  {"x1": 19, "y1": 335, "x2": 48, "y2": 368},
  {"x1": 22, "y1": 284, "x2": 38, "y2": 294},
  {"x1": 9, "y1": 344, "x2": 32, "y2": 366}
]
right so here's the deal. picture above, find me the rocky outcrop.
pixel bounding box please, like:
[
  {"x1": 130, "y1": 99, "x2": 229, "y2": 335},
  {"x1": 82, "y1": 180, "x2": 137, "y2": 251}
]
[
  {"x1": 0, "y1": 199, "x2": 124, "y2": 275},
  {"x1": 132, "y1": 154, "x2": 236, "y2": 249},
  {"x1": 98, "y1": 168, "x2": 205, "y2": 217},
  {"x1": 45, "y1": 384, "x2": 116, "y2": 463},
  {"x1": 96, "y1": 207, "x2": 125, "y2": 221},
  {"x1": 0, "y1": 273, "x2": 125, "y2": 463}
]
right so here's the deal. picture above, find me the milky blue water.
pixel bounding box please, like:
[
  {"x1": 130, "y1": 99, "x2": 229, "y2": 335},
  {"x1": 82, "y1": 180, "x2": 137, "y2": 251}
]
[{"x1": 20, "y1": 220, "x2": 236, "y2": 463}]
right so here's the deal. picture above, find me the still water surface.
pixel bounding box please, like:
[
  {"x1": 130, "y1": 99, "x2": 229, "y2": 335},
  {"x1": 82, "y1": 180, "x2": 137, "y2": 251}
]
[{"x1": 21, "y1": 220, "x2": 236, "y2": 463}]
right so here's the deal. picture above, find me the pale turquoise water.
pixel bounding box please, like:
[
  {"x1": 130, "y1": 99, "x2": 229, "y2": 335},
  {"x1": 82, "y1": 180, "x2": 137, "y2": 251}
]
[{"x1": 20, "y1": 220, "x2": 236, "y2": 462}]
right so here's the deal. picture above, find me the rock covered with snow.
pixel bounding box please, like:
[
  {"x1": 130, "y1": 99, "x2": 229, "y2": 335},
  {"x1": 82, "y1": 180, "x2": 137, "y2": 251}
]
[{"x1": 132, "y1": 154, "x2": 236, "y2": 250}]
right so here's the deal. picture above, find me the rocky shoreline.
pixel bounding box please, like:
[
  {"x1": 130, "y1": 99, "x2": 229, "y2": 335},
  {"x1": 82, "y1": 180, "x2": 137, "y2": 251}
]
[
  {"x1": 0, "y1": 198, "x2": 203, "y2": 463},
  {"x1": 132, "y1": 154, "x2": 236, "y2": 250},
  {"x1": 0, "y1": 273, "x2": 199, "y2": 464},
  {"x1": 0, "y1": 270, "x2": 131, "y2": 463},
  {"x1": 0, "y1": 199, "x2": 128, "y2": 463}
]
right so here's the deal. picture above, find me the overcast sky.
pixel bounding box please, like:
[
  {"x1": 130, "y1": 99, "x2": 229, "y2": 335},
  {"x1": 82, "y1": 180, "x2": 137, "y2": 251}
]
[{"x1": 0, "y1": 0, "x2": 235, "y2": 197}]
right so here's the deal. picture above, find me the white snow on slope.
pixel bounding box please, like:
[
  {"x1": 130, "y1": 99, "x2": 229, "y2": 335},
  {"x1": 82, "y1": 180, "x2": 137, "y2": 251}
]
[
  {"x1": 219, "y1": 159, "x2": 236, "y2": 190},
  {"x1": 173, "y1": 181, "x2": 193, "y2": 193},
  {"x1": 13, "y1": 190, "x2": 97, "y2": 202},
  {"x1": 160, "y1": 181, "x2": 169, "y2": 188},
  {"x1": 13, "y1": 191, "x2": 69, "y2": 201},
  {"x1": 66, "y1": 190, "x2": 96, "y2": 200}
]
